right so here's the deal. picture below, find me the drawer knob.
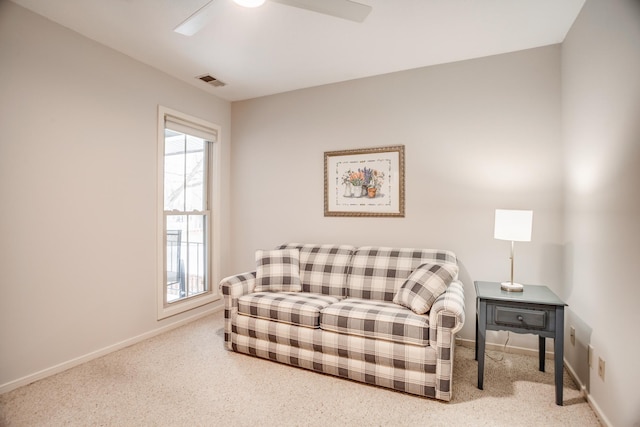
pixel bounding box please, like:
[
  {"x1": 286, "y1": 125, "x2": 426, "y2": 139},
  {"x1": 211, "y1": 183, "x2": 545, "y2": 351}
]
[{"x1": 517, "y1": 315, "x2": 524, "y2": 321}]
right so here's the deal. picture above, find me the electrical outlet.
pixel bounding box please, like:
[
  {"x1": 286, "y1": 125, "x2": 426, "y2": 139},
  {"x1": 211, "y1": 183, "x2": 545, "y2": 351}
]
[
  {"x1": 570, "y1": 326, "x2": 575, "y2": 345},
  {"x1": 598, "y1": 357, "x2": 605, "y2": 381},
  {"x1": 588, "y1": 345, "x2": 594, "y2": 368}
]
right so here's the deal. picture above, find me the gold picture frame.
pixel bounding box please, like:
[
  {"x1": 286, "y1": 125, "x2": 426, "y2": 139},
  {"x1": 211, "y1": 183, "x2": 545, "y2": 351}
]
[{"x1": 324, "y1": 145, "x2": 405, "y2": 217}]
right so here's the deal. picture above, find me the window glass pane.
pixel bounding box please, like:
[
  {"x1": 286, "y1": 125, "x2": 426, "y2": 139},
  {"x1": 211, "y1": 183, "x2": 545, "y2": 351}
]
[
  {"x1": 164, "y1": 134, "x2": 185, "y2": 211},
  {"x1": 166, "y1": 215, "x2": 186, "y2": 303},
  {"x1": 165, "y1": 214, "x2": 208, "y2": 304},
  {"x1": 186, "y1": 214, "x2": 207, "y2": 296},
  {"x1": 185, "y1": 136, "x2": 205, "y2": 212}
]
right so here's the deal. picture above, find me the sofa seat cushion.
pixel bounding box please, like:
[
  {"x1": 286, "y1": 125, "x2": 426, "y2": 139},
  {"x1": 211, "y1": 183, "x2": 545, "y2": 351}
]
[
  {"x1": 320, "y1": 299, "x2": 430, "y2": 346},
  {"x1": 238, "y1": 292, "x2": 340, "y2": 328}
]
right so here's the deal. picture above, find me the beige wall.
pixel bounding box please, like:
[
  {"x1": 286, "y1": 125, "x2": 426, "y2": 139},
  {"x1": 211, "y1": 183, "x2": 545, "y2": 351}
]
[
  {"x1": 231, "y1": 45, "x2": 564, "y2": 347},
  {"x1": 0, "y1": 2, "x2": 231, "y2": 388},
  {"x1": 562, "y1": 0, "x2": 640, "y2": 425}
]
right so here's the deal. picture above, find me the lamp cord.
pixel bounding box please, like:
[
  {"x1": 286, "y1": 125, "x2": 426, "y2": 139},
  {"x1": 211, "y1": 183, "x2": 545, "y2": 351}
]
[{"x1": 486, "y1": 331, "x2": 511, "y2": 362}]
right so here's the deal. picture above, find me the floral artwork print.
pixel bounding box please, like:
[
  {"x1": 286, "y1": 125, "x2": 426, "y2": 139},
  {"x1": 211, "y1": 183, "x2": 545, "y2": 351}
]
[
  {"x1": 324, "y1": 145, "x2": 405, "y2": 217},
  {"x1": 341, "y1": 167, "x2": 385, "y2": 198}
]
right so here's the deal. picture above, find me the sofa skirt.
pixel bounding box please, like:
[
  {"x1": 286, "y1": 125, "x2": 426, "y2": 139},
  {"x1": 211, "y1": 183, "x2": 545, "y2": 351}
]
[{"x1": 230, "y1": 313, "x2": 451, "y2": 400}]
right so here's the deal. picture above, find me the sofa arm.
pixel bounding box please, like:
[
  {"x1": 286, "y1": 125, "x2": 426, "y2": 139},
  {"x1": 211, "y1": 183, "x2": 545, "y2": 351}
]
[
  {"x1": 220, "y1": 272, "x2": 256, "y2": 306},
  {"x1": 429, "y1": 280, "x2": 465, "y2": 349},
  {"x1": 429, "y1": 279, "x2": 465, "y2": 400},
  {"x1": 219, "y1": 271, "x2": 256, "y2": 350}
]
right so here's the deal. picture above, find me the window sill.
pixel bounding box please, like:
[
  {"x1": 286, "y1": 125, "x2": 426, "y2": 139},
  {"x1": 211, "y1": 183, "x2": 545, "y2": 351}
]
[{"x1": 157, "y1": 291, "x2": 221, "y2": 320}]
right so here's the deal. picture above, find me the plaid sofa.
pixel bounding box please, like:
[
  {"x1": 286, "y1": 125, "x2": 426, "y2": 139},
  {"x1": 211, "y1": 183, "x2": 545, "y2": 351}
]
[{"x1": 220, "y1": 244, "x2": 465, "y2": 401}]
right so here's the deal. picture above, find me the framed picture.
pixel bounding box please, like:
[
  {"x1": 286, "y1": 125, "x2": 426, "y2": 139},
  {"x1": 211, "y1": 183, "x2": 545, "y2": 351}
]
[{"x1": 324, "y1": 145, "x2": 405, "y2": 217}]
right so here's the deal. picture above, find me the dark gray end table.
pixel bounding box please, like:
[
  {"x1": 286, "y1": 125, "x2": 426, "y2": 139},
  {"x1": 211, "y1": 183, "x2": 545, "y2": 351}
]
[{"x1": 474, "y1": 281, "x2": 567, "y2": 405}]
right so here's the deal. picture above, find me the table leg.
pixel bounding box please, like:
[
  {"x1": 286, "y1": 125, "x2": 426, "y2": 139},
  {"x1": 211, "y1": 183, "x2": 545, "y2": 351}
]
[
  {"x1": 475, "y1": 309, "x2": 478, "y2": 360},
  {"x1": 477, "y1": 300, "x2": 487, "y2": 389},
  {"x1": 555, "y1": 307, "x2": 565, "y2": 405},
  {"x1": 539, "y1": 336, "x2": 546, "y2": 372}
]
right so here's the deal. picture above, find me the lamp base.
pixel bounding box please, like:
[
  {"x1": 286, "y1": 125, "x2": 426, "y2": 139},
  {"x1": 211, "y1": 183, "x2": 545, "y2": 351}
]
[{"x1": 501, "y1": 281, "x2": 524, "y2": 292}]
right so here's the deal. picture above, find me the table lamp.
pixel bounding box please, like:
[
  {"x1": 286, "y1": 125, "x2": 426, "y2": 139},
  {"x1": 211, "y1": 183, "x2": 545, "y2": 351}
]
[{"x1": 494, "y1": 209, "x2": 533, "y2": 292}]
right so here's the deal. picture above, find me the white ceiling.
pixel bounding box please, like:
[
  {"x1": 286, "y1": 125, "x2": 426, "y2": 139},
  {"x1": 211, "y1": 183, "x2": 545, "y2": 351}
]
[{"x1": 11, "y1": 0, "x2": 585, "y2": 102}]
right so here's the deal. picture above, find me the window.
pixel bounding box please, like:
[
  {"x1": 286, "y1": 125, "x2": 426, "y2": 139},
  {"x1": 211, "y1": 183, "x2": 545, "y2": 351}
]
[{"x1": 157, "y1": 106, "x2": 221, "y2": 319}]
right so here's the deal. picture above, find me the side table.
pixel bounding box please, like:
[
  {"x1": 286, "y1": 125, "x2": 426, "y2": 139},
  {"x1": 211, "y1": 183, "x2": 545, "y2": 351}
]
[{"x1": 474, "y1": 281, "x2": 567, "y2": 405}]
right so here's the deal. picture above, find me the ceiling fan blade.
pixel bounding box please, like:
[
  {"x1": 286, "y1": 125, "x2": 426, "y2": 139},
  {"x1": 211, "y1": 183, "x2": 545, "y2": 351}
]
[
  {"x1": 175, "y1": 0, "x2": 371, "y2": 36},
  {"x1": 271, "y1": 0, "x2": 371, "y2": 23},
  {"x1": 174, "y1": 0, "x2": 219, "y2": 36}
]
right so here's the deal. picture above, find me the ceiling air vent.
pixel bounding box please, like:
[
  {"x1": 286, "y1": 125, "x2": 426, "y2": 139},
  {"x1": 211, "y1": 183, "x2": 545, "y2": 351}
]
[{"x1": 197, "y1": 74, "x2": 226, "y2": 88}]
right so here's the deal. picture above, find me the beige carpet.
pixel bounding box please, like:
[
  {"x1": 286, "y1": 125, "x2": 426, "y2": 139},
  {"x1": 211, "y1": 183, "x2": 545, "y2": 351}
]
[{"x1": 0, "y1": 311, "x2": 600, "y2": 426}]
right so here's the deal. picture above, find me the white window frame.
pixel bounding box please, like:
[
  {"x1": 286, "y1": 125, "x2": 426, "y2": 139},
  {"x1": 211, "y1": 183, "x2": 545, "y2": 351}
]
[{"x1": 157, "y1": 105, "x2": 222, "y2": 320}]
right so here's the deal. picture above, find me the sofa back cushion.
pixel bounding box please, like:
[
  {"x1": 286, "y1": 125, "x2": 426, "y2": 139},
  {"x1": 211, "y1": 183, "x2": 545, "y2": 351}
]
[
  {"x1": 277, "y1": 243, "x2": 356, "y2": 297},
  {"x1": 346, "y1": 246, "x2": 457, "y2": 302}
]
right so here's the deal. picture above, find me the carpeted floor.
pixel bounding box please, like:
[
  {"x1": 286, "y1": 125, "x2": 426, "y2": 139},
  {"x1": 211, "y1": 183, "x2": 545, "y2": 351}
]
[{"x1": 0, "y1": 311, "x2": 601, "y2": 426}]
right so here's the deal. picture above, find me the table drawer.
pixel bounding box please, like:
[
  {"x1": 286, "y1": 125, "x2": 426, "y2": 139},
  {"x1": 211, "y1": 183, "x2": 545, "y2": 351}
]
[{"x1": 494, "y1": 306, "x2": 546, "y2": 329}]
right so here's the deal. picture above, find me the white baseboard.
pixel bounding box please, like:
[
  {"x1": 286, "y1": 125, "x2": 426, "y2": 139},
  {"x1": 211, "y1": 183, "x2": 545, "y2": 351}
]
[
  {"x1": 0, "y1": 305, "x2": 223, "y2": 395},
  {"x1": 457, "y1": 337, "x2": 556, "y2": 359},
  {"x1": 457, "y1": 337, "x2": 612, "y2": 427},
  {"x1": 585, "y1": 392, "x2": 611, "y2": 427},
  {"x1": 563, "y1": 360, "x2": 611, "y2": 427}
]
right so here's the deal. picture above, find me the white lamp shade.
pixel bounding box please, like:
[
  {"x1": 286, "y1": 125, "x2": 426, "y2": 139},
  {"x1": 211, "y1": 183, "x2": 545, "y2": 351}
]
[{"x1": 494, "y1": 209, "x2": 533, "y2": 242}]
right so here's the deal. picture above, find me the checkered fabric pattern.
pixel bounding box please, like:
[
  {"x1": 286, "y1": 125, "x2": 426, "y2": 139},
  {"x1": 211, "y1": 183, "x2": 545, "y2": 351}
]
[
  {"x1": 237, "y1": 292, "x2": 340, "y2": 328},
  {"x1": 346, "y1": 246, "x2": 457, "y2": 302},
  {"x1": 220, "y1": 245, "x2": 465, "y2": 401},
  {"x1": 320, "y1": 299, "x2": 430, "y2": 346},
  {"x1": 393, "y1": 263, "x2": 459, "y2": 315},
  {"x1": 255, "y1": 249, "x2": 302, "y2": 292},
  {"x1": 429, "y1": 279, "x2": 465, "y2": 348},
  {"x1": 277, "y1": 243, "x2": 356, "y2": 297},
  {"x1": 233, "y1": 314, "x2": 437, "y2": 372},
  {"x1": 232, "y1": 332, "x2": 440, "y2": 398},
  {"x1": 220, "y1": 271, "x2": 256, "y2": 350}
]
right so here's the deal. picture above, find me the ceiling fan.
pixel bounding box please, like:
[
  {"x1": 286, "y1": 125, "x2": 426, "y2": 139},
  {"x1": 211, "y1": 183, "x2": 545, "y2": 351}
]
[{"x1": 174, "y1": 0, "x2": 372, "y2": 36}]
